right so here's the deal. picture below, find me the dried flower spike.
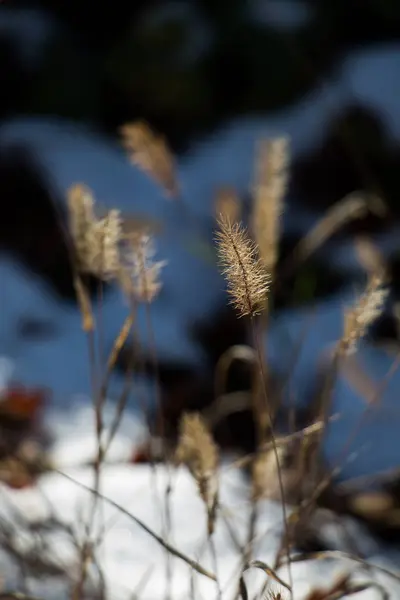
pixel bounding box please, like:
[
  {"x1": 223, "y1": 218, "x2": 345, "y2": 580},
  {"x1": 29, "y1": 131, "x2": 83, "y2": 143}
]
[
  {"x1": 176, "y1": 412, "x2": 219, "y2": 533},
  {"x1": 67, "y1": 184, "x2": 122, "y2": 280},
  {"x1": 67, "y1": 184, "x2": 96, "y2": 264},
  {"x1": 252, "y1": 446, "x2": 289, "y2": 502},
  {"x1": 265, "y1": 587, "x2": 289, "y2": 600},
  {"x1": 120, "y1": 232, "x2": 166, "y2": 303},
  {"x1": 120, "y1": 121, "x2": 179, "y2": 197},
  {"x1": 342, "y1": 273, "x2": 388, "y2": 355},
  {"x1": 252, "y1": 137, "x2": 289, "y2": 274},
  {"x1": 85, "y1": 209, "x2": 122, "y2": 279},
  {"x1": 215, "y1": 215, "x2": 270, "y2": 317}
]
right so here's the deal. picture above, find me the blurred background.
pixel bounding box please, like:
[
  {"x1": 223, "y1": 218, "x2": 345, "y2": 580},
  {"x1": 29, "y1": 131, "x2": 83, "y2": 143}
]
[{"x1": 1, "y1": 0, "x2": 400, "y2": 480}]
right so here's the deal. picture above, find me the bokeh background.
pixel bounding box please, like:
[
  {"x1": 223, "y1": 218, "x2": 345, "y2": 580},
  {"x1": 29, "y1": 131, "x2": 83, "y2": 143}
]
[
  {"x1": 2, "y1": 1, "x2": 400, "y2": 597},
  {"x1": 1, "y1": 0, "x2": 400, "y2": 477}
]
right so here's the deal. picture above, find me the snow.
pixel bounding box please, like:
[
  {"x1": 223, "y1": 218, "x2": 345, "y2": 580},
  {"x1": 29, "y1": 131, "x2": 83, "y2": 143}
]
[
  {"x1": 2, "y1": 43, "x2": 400, "y2": 243},
  {"x1": 1, "y1": 462, "x2": 399, "y2": 599},
  {"x1": 326, "y1": 343, "x2": 400, "y2": 483},
  {"x1": 0, "y1": 117, "x2": 228, "y2": 368},
  {"x1": 0, "y1": 262, "x2": 399, "y2": 597},
  {"x1": 0, "y1": 33, "x2": 400, "y2": 597},
  {"x1": 0, "y1": 118, "x2": 170, "y2": 223},
  {"x1": 46, "y1": 397, "x2": 148, "y2": 468},
  {"x1": 0, "y1": 256, "x2": 158, "y2": 432},
  {"x1": 265, "y1": 288, "x2": 400, "y2": 484}
]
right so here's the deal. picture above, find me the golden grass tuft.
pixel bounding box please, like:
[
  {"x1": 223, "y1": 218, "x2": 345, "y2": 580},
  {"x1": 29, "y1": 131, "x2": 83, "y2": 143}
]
[{"x1": 62, "y1": 128, "x2": 394, "y2": 600}]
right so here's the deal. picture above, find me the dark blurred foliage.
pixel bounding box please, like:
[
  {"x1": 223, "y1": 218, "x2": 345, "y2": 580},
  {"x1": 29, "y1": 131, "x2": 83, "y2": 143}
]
[
  {"x1": 293, "y1": 106, "x2": 400, "y2": 222},
  {"x1": 1, "y1": 0, "x2": 400, "y2": 302},
  {"x1": 2, "y1": 0, "x2": 400, "y2": 480},
  {"x1": 1, "y1": 0, "x2": 400, "y2": 150}
]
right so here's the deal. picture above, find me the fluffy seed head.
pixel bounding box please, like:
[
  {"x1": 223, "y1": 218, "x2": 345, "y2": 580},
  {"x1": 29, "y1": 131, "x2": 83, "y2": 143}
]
[
  {"x1": 342, "y1": 273, "x2": 388, "y2": 354},
  {"x1": 67, "y1": 184, "x2": 96, "y2": 264},
  {"x1": 252, "y1": 137, "x2": 289, "y2": 274},
  {"x1": 67, "y1": 184, "x2": 122, "y2": 280},
  {"x1": 215, "y1": 215, "x2": 270, "y2": 317},
  {"x1": 85, "y1": 210, "x2": 122, "y2": 279},
  {"x1": 120, "y1": 121, "x2": 179, "y2": 197},
  {"x1": 175, "y1": 412, "x2": 219, "y2": 522},
  {"x1": 121, "y1": 232, "x2": 166, "y2": 303}
]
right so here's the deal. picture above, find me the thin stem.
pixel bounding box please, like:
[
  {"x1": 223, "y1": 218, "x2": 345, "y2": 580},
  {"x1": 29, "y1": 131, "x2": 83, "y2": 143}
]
[
  {"x1": 54, "y1": 469, "x2": 217, "y2": 582},
  {"x1": 251, "y1": 319, "x2": 294, "y2": 599}
]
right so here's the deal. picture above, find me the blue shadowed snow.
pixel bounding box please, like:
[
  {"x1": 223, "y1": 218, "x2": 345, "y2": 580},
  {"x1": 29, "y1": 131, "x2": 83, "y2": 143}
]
[
  {"x1": 326, "y1": 344, "x2": 400, "y2": 483},
  {"x1": 2, "y1": 44, "x2": 400, "y2": 239},
  {"x1": 0, "y1": 42, "x2": 400, "y2": 484},
  {"x1": 342, "y1": 44, "x2": 400, "y2": 143},
  {"x1": 0, "y1": 118, "x2": 227, "y2": 370},
  {"x1": 0, "y1": 257, "x2": 154, "y2": 409},
  {"x1": 320, "y1": 224, "x2": 400, "y2": 277},
  {"x1": 0, "y1": 118, "x2": 172, "y2": 223},
  {"x1": 266, "y1": 290, "x2": 355, "y2": 407},
  {"x1": 265, "y1": 290, "x2": 400, "y2": 483}
]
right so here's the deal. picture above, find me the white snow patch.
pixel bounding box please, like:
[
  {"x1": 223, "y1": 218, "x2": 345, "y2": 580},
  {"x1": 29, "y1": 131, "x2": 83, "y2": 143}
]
[
  {"x1": 0, "y1": 257, "x2": 156, "y2": 410},
  {"x1": 265, "y1": 288, "x2": 400, "y2": 484},
  {"x1": 0, "y1": 464, "x2": 398, "y2": 599}
]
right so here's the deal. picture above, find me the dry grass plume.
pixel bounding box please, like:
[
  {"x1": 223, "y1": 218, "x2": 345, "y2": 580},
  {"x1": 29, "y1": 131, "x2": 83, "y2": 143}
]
[
  {"x1": 341, "y1": 272, "x2": 388, "y2": 355},
  {"x1": 120, "y1": 232, "x2": 167, "y2": 303},
  {"x1": 252, "y1": 137, "x2": 289, "y2": 276},
  {"x1": 175, "y1": 412, "x2": 219, "y2": 534},
  {"x1": 67, "y1": 183, "x2": 122, "y2": 280},
  {"x1": 215, "y1": 215, "x2": 270, "y2": 317},
  {"x1": 120, "y1": 121, "x2": 179, "y2": 197}
]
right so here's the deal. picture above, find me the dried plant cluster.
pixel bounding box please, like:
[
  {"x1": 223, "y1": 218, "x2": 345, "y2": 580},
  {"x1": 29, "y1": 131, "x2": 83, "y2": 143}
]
[
  {"x1": 67, "y1": 183, "x2": 166, "y2": 303},
  {"x1": 68, "y1": 184, "x2": 122, "y2": 280},
  {"x1": 20, "y1": 122, "x2": 393, "y2": 600},
  {"x1": 212, "y1": 135, "x2": 393, "y2": 599},
  {"x1": 121, "y1": 232, "x2": 167, "y2": 303}
]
